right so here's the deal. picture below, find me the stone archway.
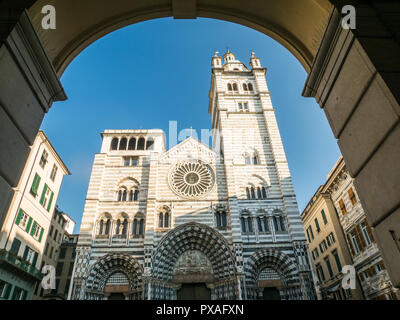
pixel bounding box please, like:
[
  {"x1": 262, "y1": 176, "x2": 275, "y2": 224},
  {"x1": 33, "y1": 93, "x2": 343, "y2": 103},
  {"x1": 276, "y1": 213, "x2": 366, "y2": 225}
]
[
  {"x1": 0, "y1": 1, "x2": 399, "y2": 290},
  {"x1": 245, "y1": 249, "x2": 301, "y2": 300},
  {"x1": 85, "y1": 253, "x2": 143, "y2": 300},
  {"x1": 150, "y1": 222, "x2": 238, "y2": 300}
]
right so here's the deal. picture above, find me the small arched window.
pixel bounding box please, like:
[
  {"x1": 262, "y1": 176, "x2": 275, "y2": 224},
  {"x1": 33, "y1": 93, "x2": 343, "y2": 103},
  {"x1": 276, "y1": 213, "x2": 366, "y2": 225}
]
[
  {"x1": 253, "y1": 155, "x2": 258, "y2": 165},
  {"x1": 227, "y1": 83, "x2": 232, "y2": 91},
  {"x1": 122, "y1": 219, "x2": 128, "y2": 236},
  {"x1": 105, "y1": 219, "x2": 111, "y2": 235},
  {"x1": 262, "y1": 187, "x2": 267, "y2": 199},
  {"x1": 129, "y1": 190, "x2": 134, "y2": 201},
  {"x1": 128, "y1": 138, "x2": 136, "y2": 150},
  {"x1": 98, "y1": 220, "x2": 104, "y2": 235},
  {"x1": 159, "y1": 213, "x2": 163, "y2": 228},
  {"x1": 119, "y1": 138, "x2": 127, "y2": 150},
  {"x1": 243, "y1": 83, "x2": 248, "y2": 91},
  {"x1": 164, "y1": 212, "x2": 169, "y2": 228},
  {"x1": 134, "y1": 190, "x2": 139, "y2": 201},
  {"x1": 257, "y1": 217, "x2": 263, "y2": 232},
  {"x1": 232, "y1": 83, "x2": 238, "y2": 91},
  {"x1": 137, "y1": 137, "x2": 145, "y2": 150},
  {"x1": 122, "y1": 190, "x2": 127, "y2": 201},
  {"x1": 251, "y1": 187, "x2": 256, "y2": 199},
  {"x1": 117, "y1": 190, "x2": 122, "y2": 201},
  {"x1": 246, "y1": 187, "x2": 250, "y2": 199},
  {"x1": 132, "y1": 219, "x2": 137, "y2": 235},
  {"x1": 240, "y1": 217, "x2": 246, "y2": 232},
  {"x1": 245, "y1": 154, "x2": 251, "y2": 165},
  {"x1": 139, "y1": 219, "x2": 144, "y2": 234},
  {"x1": 115, "y1": 220, "x2": 121, "y2": 235},
  {"x1": 257, "y1": 187, "x2": 262, "y2": 199},
  {"x1": 248, "y1": 83, "x2": 254, "y2": 91},
  {"x1": 146, "y1": 138, "x2": 154, "y2": 150},
  {"x1": 247, "y1": 217, "x2": 254, "y2": 233},
  {"x1": 111, "y1": 138, "x2": 119, "y2": 150}
]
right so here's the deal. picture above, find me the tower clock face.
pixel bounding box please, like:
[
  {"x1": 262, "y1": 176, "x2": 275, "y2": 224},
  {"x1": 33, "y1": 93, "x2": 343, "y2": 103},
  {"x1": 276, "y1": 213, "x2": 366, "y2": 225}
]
[{"x1": 168, "y1": 161, "x2": 215, "y2": 198}]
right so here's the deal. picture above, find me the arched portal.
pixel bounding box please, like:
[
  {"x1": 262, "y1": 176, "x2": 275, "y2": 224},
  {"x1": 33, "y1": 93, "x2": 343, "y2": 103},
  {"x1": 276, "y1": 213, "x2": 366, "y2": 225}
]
[
  {"x1": 150, "y1": 222, "x2": 237, "y2": 300},
  {"x1": 85, "y1": 253, "x2": 143, "y2": 300},
  {"x1": 245, "y1": 249, "x2": 301, "y2": 300}
]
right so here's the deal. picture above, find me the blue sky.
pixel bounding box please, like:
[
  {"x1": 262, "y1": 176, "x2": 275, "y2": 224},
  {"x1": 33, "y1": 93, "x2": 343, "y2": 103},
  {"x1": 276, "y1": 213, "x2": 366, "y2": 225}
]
[{"x1": 41, "y1": 18, "x2": 341, "y2": 233}]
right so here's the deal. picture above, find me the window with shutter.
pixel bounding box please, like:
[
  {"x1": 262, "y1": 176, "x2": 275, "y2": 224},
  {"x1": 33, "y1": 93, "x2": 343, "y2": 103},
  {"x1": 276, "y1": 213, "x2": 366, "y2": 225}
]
[
  {"x1": 346, "y1": 233, "x2": 356, "y2": 256},
  {"x1": 30, "y1": 173, "x2": 41, "y2": 196},
  {"x1": 339, "y1": 199, "x2": 347, "y2": 215},
  {"x1": 355, "y1": 225, "x2": 366, "y2": 251},
  {"x1": 364, "y1": 219, "x2": 375, "y2": 242},
  {"x1": 15, "y1": 209, "x2": 23, "y2": 226},
  {"x1": 47, "y1": 191, "x2": 54, "y2": 212},
  {"x1": 348, "y1": 187, "x2": 357, "y2": 205}
]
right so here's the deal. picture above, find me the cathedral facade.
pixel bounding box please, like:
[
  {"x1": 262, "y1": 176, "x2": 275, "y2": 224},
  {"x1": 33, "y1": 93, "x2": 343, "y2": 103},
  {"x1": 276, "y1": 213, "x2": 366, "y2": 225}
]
[{"x1": 70, "y1": 51, "x2": 315, "y2": 300}]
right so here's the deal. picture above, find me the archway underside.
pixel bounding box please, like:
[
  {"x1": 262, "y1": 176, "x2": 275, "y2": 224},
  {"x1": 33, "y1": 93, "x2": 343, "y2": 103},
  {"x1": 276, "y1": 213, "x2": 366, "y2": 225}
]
[{"x1": 28, "y1": 0, "x2": 333, "y2": 75}]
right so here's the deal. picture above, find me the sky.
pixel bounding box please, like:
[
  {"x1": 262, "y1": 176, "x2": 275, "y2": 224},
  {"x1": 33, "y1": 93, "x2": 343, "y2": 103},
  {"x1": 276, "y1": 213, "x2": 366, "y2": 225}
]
[{"x1": 41, "y1": 17, "x2": 341, "y2": 233}]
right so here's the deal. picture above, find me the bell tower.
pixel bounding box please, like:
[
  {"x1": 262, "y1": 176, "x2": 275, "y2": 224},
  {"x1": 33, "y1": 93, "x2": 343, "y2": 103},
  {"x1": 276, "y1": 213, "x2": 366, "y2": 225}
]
[{"x1": 208, "y1": 50, "x2": 310, "y2": 283}]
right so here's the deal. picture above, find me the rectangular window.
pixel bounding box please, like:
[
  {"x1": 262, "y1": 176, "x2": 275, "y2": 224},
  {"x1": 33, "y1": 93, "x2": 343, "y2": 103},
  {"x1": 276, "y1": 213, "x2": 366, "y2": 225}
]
[
  {"x1": 308, "y1": 226, "x2": 314, "y2": 241},
  {"x1": 316, "y1": 264, "x2": 325, "y2": 282},
  {"x1": 0, "y1": 280, "x2": 11, "y2": 299},
  {"x1": 325, "y1": 256, "x2": 334, "y2": 278},
  {"x1": 360, "y1": 221, "x2": 372, "y2": 246},
  {"x1": 68, "y1": 262, "x2": 74, "y2": 276},
  {"x1": 30, "y1": 173, "x2": 41, "y2": 197},
  {"x1": 320, "y1": 240, "x2": 328, "y2": 253},
  {"x1": 22, "y1": 245, "x2": 38, "y2": 266},
  {"x1": 348, "y1": 187, "x2": 357, "y2": 205},
  {"x1": 315, "y1": 218, "x2": 320, "y2": 233},
  {"x1": 59, "y1": 247, "x2": 66, "y2": 260},
  {"x1": 56, "y1": 262, "x2": 63, "y2": 276},
  {"x1": 321, "y1": 209, "x2": 328, "y2": 224},
  {"x1": 339, "y1": 199, "x2": 347, "y2": 215},
  {"x1": 332, "y1": 250, "x2": 342, "y2": 272},
  {"x1": 40, "y1": 184, "x2": 54, "y2": 211},
  {"x1": 39, "y1": 150, "x2": 48, "y2": 168},
  {"x1": 50, "y1": 164, "x2": 58, "y2": 181},
  {"x1": 349, "y1": 230, "x2": 360, "y2": 254}
]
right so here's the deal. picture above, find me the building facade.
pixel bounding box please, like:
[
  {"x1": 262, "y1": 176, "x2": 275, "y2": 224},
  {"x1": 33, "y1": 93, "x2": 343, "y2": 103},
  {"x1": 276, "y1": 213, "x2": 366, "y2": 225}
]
[
  {"x1": 70, "y1": 51, "x2": 315, "y2": 300},
  {"x1": 0, "y1": 131, "x2": 70, "y2": 300},
  {"x1": 324, "y1": 157, "x2": 398, "y2": 300},
  {"x1": 56, "y1": 234, "x2": 78, "y2": 300},
  {"x1": 33, "y1": 206, "x2": 73, "y2": 299},
  {"x1": 301, "y1": 186, "x2": 364, "y2": 300}
]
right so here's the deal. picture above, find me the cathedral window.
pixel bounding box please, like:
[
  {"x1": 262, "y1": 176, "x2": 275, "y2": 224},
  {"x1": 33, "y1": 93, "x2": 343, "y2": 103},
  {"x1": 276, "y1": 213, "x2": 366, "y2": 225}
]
[
  {"x1": 139, "y1": 219, "x2": 144, "y2": 235},
  {"x1": 250, "y1": 187, "x2": 256, "y2": 199},
  {"x1": 132, "y1": 219, "x2": 137, "y2": 235},
  {"x1": 240, "y1": 214, "x2": 254, "y2": 233},
  {"x1": 248, "y1": 83, "x2": 254, "y2": 91},
  {"x1": 137, "y1": 137, "x2": 145, "y2": 150},
  {"x1": 99, "y1": 220, "x2": 104, "y2": 234},
  {"x1": 146, "y1": 138, "x2": 154, "y2": 150},
  {"x1": 246, "y1": 187, "x2": 250, "y2": 199},
  {"x1": 122, "y1": 190, "x2": 127, "y2": 201},
  {"x1": 244, "y1": 154, "x2": 251, "y2": 164},
  {"x1": 128, "y1": 138, "x2": 136, "y2": 150},
  {"x1": 243, "y1": 83, "x2": 248, "y2": 91},
  {"x1": 232, "y1": 83, "x2": 238, "y2": 91},
  {"x1": 273, "y1": 215, "x2": 286, "y2": 232},
  {"x1": 227, "y1": 83, "x2": 232, "y2": 91},
  {"x1": 119, "y1": 138, "x2": 127, "y2": 150},
  {"x1": 215, "y1": 210, "x2": 227, "y2": 228},
  {"x1": 261, "y1": 186, "x2": 267, "y2": 199},
  {"x1": 105, "y1": 219, "x2": 110, "y2": 235},
  {"x1": 257, "y1": 187, "x2": 262, "y2": 199},
  {"x1": 132, "y1": 215, "x2": 144, "y2": 236},
  {"x1": 257, "y1": 216, "x2": 270, "y2": 233},
  {"x1": 117, "y1": 190, "x2": 122, "y2": 201},
  {"x1": 111, "y1": 138, "x2": 119, "y2": 150},
  {"x1": 158, "y1": 209, "x2": 171, "y2": 229},
  {"x1": 238, "y1": 102, "x2": 249, "y2": 111}
]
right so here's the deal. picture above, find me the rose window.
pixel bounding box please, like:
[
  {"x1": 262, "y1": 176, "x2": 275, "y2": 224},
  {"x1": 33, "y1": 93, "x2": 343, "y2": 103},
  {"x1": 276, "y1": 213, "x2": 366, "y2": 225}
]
[{"x1": 169, "y1": 161, "x2": 215, "y2": 198}]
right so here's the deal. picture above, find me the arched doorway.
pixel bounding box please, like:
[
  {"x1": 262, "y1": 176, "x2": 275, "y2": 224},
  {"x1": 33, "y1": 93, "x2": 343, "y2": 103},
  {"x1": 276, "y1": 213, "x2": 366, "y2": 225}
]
[
  {"x1": 245, "y1": 249, "x2": 301, "y2": 300},
  {"x1": 85, "y1": 253, "x2": 143, "y2": 300},
  {"x1": 150, "y1": 222, "x2": 238, "y2": 300}
]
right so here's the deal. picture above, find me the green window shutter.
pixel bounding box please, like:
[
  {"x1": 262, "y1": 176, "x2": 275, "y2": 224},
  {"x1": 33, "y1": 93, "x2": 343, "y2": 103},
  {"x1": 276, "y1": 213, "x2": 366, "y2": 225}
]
[
  {"x1": 30, "y1": 173, "x2": 41, "y2": 196},
  {"x1": 38, "y1": 228, "x2": 44, "y2": 243},
  {"x1": 39, "y1": 184, "x2": 47, "y2": 205},
  {"x1": 32, "y1": 252, "x2": 38, "y2": 267},
  {"x1": 25, "y1": 217, "x2": 33, "y2": 233},
  {"x1": 47, "y1": 191, "x2": 54, "y2": 212},
  {"x1": 15, "y1": 209, "x2": 23, "y2": 226},
  {"x1": 23, "y1": 246, "x2": 29, "y2": 260},
  {"x1": 30, "y1": 221, "x2": 37, "y2": 236},
  {"x1": 4, "y1": 284, "x2": 12, "y2": 299}
]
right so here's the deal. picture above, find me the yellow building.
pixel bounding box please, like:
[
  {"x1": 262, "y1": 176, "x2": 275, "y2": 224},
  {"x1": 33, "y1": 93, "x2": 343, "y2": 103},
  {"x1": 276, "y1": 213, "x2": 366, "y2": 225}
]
[{"x1": 301, "y1": 186, "x2": 364, "y2": 300}]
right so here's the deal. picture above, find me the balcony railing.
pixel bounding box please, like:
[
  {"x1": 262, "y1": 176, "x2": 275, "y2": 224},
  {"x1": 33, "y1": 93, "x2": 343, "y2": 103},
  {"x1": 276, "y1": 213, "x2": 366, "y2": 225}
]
[{"x1": 0, "y1": 249, "x2": 42, "y2": 280}]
